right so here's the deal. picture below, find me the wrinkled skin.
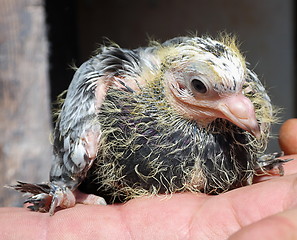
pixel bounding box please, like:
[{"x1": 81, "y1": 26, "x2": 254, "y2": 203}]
[{"x1": 1, "y1": 119, "x2": 297, "y2": 240}]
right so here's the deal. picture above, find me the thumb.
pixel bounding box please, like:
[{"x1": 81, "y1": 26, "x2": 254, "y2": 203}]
[{"x1": 279, "y1": 119, "x2": 297, "y2": 155}]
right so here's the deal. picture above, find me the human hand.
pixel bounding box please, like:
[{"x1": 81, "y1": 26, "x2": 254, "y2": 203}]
[{"x1": 1, "y1": 119, "x2": 297, "y2": 240}]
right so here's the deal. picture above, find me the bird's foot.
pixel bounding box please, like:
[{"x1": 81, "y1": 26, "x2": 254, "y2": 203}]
[
  {"x1": 10, "y1": 181, "x2": 107, "y2": 215},
  {"x1": 255, "y1": 151, "x2": 292, "y2": 176},
  {"x1": 10, "y1": 181, "x2": 76, "y2": 216},
  {"x1": 24, "y1": 193, "x2": 52, "y2": 213},
  {"x1": 74, "y1": 190, "x2": 107, "y2": 205}
]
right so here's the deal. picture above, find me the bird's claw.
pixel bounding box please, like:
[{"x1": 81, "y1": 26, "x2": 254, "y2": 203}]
[
  {"x1": 256, "y1": 151, "x2": 292, "y2": 176},
  {"x1": 25, "y1": 193, "x2": 52, "y2": 212},
  {"x1": 10, "y1": 181, "x2": 75, "y2": 215}
]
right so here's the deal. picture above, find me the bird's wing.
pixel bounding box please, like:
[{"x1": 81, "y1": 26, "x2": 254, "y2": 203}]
[{"x1": 50, "y1": 46, "x2": 155, "y2": 189}]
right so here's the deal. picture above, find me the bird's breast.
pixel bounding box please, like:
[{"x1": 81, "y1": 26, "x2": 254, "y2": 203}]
[{"x1": 81, "y1": 88, "x2": 258, "y2": 202}]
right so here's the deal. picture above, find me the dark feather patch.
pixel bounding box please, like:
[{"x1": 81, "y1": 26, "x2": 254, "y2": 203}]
[{"x1": 79, "y1": 87, "x2": 257, "y2": 202}]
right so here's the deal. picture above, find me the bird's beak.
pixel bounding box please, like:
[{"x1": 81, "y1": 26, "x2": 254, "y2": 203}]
[{"x1": 217, "y1": 93, "x2": 261, "y2": 139}]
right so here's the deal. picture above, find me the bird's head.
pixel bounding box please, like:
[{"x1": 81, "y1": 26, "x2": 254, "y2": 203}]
[{"x1": 159, "y1": 36, "x2": 261, "y2": 138}]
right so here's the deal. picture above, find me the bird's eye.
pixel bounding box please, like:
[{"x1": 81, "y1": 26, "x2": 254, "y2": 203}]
[{"x1": 191, "y1": 79, "x2": 207, "y2": 94}]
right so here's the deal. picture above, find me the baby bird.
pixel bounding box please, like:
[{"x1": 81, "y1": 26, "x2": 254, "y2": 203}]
[{"x1": 13, "y1": 35, "x2": 284, "y2": 215}]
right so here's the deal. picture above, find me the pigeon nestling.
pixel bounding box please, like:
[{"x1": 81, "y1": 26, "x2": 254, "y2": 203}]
[{"x1": 13, "y1": 35, "x2": 284, "y2": 215}]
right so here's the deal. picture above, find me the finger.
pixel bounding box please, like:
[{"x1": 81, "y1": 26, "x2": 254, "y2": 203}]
[
  {"x1": 279, "y1": 118, "x2": 297, "y2": 155},
  {"x1": 229, "y1": 207, "x2": 297, "y2": 240}
]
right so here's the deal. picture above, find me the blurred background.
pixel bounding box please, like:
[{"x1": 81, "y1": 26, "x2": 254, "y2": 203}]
[{"x1": 0, "y1": 0, "x2": 295, "y2": 207}]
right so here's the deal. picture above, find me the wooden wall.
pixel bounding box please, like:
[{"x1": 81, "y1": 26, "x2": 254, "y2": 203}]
[{"x1": 0, "y1": 0, "x2": 51, "y2": 207}]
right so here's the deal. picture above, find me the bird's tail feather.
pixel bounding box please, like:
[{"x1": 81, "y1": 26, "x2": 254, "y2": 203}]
[{"x1": 7, "y1": 181, "x2": 51, "y2": 195}]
